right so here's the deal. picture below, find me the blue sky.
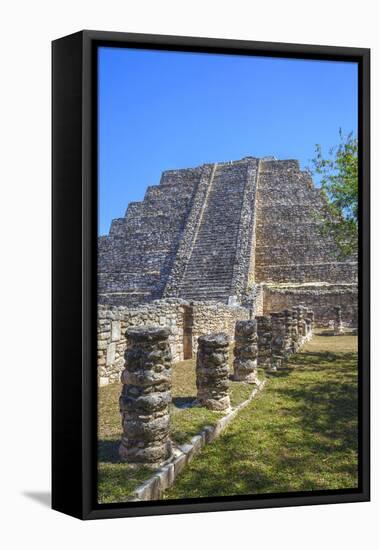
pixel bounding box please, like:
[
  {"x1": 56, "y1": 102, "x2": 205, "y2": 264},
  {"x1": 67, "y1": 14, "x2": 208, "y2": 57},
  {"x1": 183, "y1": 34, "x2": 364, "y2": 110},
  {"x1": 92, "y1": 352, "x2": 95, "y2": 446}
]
[{"x1": 98, "y1": 47, "x2": 358, "y2": 236}]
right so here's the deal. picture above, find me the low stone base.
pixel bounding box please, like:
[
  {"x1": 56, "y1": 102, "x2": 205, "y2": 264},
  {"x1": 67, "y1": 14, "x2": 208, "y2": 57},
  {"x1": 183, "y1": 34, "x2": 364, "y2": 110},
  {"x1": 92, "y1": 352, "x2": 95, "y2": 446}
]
[
  {"x1": 119, "y1": 439, "x2": 173, "y2": 469},
  {"x1": 232, "y1": 370, "x2": 260, "y2": 385},
  {"x1": 198, "y1": 395, "x2": 231, "y2": 411}
]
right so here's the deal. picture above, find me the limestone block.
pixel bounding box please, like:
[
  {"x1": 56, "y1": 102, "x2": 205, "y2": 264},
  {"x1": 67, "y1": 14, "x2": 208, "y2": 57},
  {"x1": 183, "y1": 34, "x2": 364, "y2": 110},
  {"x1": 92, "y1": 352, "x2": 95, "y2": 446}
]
[
  {"x1": 111, "y1": 320, "x2": 121, "y2": 341},
  {"x1": 106, "y1": 343, "x2": 116, "y2": 366}
]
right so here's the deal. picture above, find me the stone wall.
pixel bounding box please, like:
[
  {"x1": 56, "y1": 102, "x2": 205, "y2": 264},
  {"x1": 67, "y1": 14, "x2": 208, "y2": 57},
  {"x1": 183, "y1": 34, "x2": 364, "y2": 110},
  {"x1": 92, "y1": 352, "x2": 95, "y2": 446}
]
[
  {"x1": 242, "y1": 282, "x2": 264, "y2": 314},
  {"x1": 98, "y1": 300, "x2": 186, "y2": 386},
  {"x1": 263, "y1": 283, "x2": 358, "y2": 326},
  {"x1": 98, "y1": 300, "x2": 250, "y2": 385},
  {"x1": 191, "y1": 302, "x2": 250, "y2": 355}
]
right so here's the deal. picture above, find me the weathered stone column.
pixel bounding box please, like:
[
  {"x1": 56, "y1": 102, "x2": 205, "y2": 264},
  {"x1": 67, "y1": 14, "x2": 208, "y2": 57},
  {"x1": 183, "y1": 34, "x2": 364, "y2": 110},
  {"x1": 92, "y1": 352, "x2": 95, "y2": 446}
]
[
  {"x1": 301, "y1": 306, "x2": 309, "y2": 341},
  {"x1": 334, "y1": 306, "x2": 344, "y2": 335},
  {"x1": 270, "y1": 311, "x2": 286, "y2": 371},
  {"x1": 283, "y1": 309, "x2": 295, "y2": 357},
  {"x1": 304, "y1": 308, "x2": 314, "y2": 341},
  {"x1": 119, "y1": 326, "x2": 172, "y2": 466},
  {"x1": 233, "y1": 320, "x2": 259, "y2": 384},
  {"x1": 293, "y1": 306, "x2": 307, "y2": 348},
  {"x1": 308, "y1": 310, "x2": 315, "y2": 338},
  {"x1": 196, "y1": 333, "x2": 230, "y2": 411},
  {"x1": 291, "y1": 308, "x2": 300, "y2": 353},
  {"x1": 256, "y1": 315, "x2": 272, "y2": 367}
]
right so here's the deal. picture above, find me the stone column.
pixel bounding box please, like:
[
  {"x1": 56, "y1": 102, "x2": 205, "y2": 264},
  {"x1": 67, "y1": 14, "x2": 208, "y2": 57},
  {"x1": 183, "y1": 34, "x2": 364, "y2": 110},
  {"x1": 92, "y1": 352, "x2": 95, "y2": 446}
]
[
  {"x1": 308, "y1": 310, "x2": 315, "y2": 334},
  {"x1": 301, "y1": 306, "x2": 309, "y2": 341},
  {"x1": 334, "y1": 306, "x2": 344, "y2": 335},
  {"x1": 256, "y1": 315, "x2": 272, "y2": 367},
  {"x1": 119, "y1": 326, "x2": 172, "y2": 466},
  {"x1": 270, "y1": 311, "x2": 286, "y2": 372},
  {"x1": 196, "y1": 333, "x2": 230, "y2": 411},
  {"x1": 283, "y1": 309, "x2": 294, "y2": 357},
  {"x1": 291, "y1": 308, "x2": 300, "y2": 353},
  {"x1": 233, "y1": 320, "x2": 259, "y2": 384},
  {"x1": 304, "y1": 308, "x2": 314, "y2": 341},
  {"x1": 293, "y1": 306, "x2": 306, "y2": 348}
]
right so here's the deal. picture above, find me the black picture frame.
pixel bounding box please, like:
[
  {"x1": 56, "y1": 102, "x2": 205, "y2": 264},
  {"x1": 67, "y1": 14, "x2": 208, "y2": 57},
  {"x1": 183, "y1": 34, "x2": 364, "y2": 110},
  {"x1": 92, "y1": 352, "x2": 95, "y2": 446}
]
[{"x1": 52, "y1": 29, "x2": 370, "y2": 520}]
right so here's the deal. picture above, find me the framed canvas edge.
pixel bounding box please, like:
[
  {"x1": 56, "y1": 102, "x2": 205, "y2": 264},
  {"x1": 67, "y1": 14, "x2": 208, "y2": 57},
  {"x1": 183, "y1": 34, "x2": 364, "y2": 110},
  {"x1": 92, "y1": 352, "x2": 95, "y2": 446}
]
[{"x1": 52, "y1": 29, "x2": 370, "y2": 520}]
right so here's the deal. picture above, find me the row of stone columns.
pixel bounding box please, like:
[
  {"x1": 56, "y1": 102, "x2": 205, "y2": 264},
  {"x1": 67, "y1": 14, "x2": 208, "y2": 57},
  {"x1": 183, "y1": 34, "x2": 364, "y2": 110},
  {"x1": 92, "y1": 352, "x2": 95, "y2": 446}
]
[
  {"x1": 255, "y1": 306, "x2": 315, "y2": 372},
  {"x1": 118, "y1": 307, "x2": 314, "y2": 467},
  {"x1": 118, "y1": 326, "x2": 234, "y2": 468}
]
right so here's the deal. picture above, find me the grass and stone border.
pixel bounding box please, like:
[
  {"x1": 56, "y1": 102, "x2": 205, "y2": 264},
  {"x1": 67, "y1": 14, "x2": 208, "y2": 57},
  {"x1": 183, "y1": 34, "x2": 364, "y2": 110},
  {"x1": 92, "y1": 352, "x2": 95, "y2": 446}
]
[
  {"x1": 130, "y1": 380, "x2": 266, "y2": 501},
  {"x1": 98, "y1": 352, "x2": 265, "y2": 503}
]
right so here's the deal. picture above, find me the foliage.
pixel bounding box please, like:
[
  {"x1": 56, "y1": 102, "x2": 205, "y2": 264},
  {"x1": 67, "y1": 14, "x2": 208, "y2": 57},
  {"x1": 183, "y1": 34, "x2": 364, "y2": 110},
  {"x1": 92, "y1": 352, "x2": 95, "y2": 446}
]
[{"x1": 310, "y1": 130, "x2": 358, "y2": 258}]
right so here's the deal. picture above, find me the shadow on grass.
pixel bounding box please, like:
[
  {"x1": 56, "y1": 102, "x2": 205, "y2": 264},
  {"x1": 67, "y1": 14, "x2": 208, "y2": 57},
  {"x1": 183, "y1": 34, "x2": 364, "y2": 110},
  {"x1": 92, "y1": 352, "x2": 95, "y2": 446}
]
[
  {"x1": 172, "y1": 396, "x2": 197, "y2": 409},
  {"x1": 267, "y1": 367, "x2": 294, "y2": 378},
  {"x1": 165, "y1": 347, "x2": 358, "y2": 499},
  {"x1": 279, "y1": 351, "x2": 358, "y2": 449},
  {"x1": 289, "y1": 350, "x2": 356, "y2": 367},
  {"x1": 98, "y1": 439, "x2": 120, "y2": 463}
]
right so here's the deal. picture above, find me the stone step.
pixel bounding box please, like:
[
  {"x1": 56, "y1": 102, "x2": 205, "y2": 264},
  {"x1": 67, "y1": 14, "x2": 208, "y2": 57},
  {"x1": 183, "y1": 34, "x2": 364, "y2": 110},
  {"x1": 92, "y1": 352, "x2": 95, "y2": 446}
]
[
  {"x1": 181, "y1": 289, "x2": 229, "y2": 297},
  {"x1": 180, "y1": 286, "x2": 231, "y2": 293},
  {"x1": 184, "y1": 262, "x2": 235, "y2": 270},
  {"x1": 177, "y1": 162, "x2": 249, "y2": 300},
  {"x1": 182, "y1": 275, "x2": 233, "y2": 284},
  {"x1": 181, "y1": 274, "x2": 232, "y2": 282}
]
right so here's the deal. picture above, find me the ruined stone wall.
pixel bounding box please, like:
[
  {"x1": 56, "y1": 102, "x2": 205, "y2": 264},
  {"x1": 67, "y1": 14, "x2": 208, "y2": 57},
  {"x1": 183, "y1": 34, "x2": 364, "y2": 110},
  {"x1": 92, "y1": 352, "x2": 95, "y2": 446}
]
[
  {"x1": 191, "y1": 302, "x2": 250, "y2": 355},
  {"x1": 242, "y1": 283, "x2": 264, "y2": 315},
  {"x1": 254, "y1": 160, "x2": 358, "y2": 285},
  {"x1": 98, "y1": 300, "x2": 250, "y2": 385},
  {"x1": 263, "y1": 283, "x2": 358, "y2": 326},
  {"x1": 97, "y1": 300, "x2": 186, "y2": 386}
]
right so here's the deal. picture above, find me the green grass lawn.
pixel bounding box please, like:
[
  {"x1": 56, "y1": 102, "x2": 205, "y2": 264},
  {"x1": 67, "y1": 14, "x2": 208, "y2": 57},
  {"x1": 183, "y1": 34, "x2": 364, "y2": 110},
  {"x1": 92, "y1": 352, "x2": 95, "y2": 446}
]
[
  {"x1": 97, "y1": 348, "x2": 255, "y2": 503},
  {"x1": 98, "y1": 330, "x2": 358, "y2": 503},
  {"x1": 164, "y1": 330, "x2": 358, "y2": 500}
]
